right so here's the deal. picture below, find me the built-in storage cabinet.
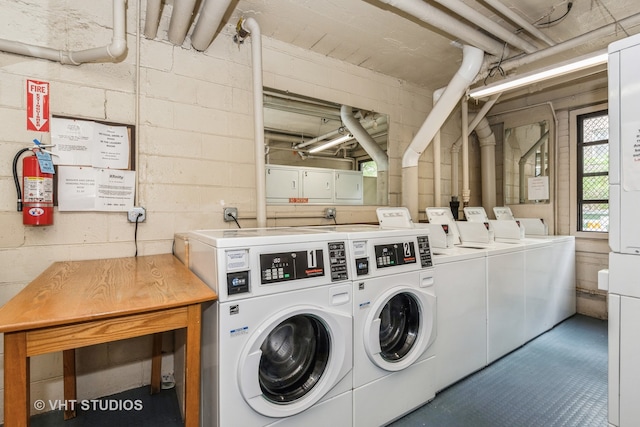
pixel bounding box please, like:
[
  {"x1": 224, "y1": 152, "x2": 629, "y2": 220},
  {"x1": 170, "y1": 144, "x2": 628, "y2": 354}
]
[{"x1": 266, "y1": 165, "x2": 363, "y2": 205}]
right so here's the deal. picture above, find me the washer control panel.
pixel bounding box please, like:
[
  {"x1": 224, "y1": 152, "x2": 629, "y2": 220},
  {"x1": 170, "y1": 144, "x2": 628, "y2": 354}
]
[{"x1": 417, "y1": 235, "x2": 433, "y2": 268}]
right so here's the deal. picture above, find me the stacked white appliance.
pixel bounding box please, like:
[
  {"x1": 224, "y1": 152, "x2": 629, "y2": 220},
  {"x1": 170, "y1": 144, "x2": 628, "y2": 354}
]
[
  {"x1": 342, "y1": 225, "x2": 437, "y2": 427},
  {"x1": 607, "y1": 32, "x2": 640, "y2": 427},
  {"x1": 187, "y1": 228, "x2": 354, "y2": 427}
]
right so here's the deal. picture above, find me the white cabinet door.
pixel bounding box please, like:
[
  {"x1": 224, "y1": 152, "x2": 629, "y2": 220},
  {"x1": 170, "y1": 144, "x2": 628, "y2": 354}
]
[
  {"x1": 335, "y1": 171, "x2": 363, "y2": 204},
  {"x1": 302, "y1": 169, "x2": 334, "y2": 203},
  {"x1": 266, "y1": 166, "x2": 300, "y2": 203}
]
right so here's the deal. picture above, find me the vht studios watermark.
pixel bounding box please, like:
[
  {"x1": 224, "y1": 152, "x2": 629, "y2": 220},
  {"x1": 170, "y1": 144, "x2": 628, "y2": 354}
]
[{"x1": 34, "y1": 399, "x2": 144, "y2": 412}]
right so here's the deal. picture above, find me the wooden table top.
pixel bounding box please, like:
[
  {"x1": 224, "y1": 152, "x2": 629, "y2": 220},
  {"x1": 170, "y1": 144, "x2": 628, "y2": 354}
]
[{"x1": 0, "y1": 254, "x2": 217, "y2": 333}]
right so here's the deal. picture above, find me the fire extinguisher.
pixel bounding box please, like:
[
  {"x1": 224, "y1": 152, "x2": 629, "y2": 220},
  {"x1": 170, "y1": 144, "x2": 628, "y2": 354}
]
[{"x1": 13, "y1": 147, "x2": 54, "y2": 226}]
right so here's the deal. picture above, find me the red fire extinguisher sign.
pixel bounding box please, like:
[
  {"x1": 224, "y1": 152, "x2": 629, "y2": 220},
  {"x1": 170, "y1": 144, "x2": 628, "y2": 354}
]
[{"x1": 26, "y1": 79, "x2": 50, "y2": 132}]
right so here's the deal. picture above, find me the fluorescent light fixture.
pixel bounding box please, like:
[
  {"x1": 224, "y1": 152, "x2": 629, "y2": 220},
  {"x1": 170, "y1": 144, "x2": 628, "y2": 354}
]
[
  {"x1": 308, "y1": 134, "x2": 353, "y2": 153},
  {"x1": 469, "y1": 49, "x2": 608, "y2": 99}
]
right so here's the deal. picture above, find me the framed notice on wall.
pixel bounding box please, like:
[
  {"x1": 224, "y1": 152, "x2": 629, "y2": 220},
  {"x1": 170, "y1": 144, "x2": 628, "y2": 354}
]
[{"x1": 50, "y1": 117, "x2": 136, "y2": 212}]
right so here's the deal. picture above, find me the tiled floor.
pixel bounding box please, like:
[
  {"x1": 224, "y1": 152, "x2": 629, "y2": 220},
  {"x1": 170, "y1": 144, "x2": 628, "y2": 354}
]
[{"x1": 21, "y1": 314, "x2": 607, "y2": 427}]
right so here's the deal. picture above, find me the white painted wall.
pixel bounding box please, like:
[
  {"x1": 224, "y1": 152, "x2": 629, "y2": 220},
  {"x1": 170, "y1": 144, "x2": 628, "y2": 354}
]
[{"x1": 0, "y1": 1, "x2": 432, "y2": 420}]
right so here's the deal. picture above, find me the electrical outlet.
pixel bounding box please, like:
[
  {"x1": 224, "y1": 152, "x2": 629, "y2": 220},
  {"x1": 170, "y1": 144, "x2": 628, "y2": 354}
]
[
  {"x1": 325, "y1": 208, "x2": 336, "y2": 219},
  {"x1": 223, "y1": 207, "x2": 238, "y2": 222},
  {"x1": 128, "y1": 207, "x2": 146, "y2": 223}
]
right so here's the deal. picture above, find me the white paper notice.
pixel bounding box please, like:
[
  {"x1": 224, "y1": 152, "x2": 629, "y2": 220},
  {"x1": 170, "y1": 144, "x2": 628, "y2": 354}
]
[
  {"x1": 622, "y1": 122, "x2": 640, "y2": 191},
  {"x1": 92, "y1": 122, "x2": 130, "y2": 169},
  {"x1": 50, "y1": 118, "x2": 93, "y2": 166},
  {"x1": 57, "y1": 166, "x2": 97, "y2": 211},
  {"x1": 528, "y1": 176, "x2": 550, "y2": 201},
  {"x1": 95, "y1": 169, "x2": 135, "y2": 211},
  {"x1": 57, "y1": 167, "x2": 135, "y2": 211}
]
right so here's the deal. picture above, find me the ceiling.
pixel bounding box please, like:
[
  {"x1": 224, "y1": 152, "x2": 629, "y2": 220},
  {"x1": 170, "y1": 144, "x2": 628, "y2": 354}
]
[{"x1": 220, "y1": 0, "x2": 640, "y2": 92}]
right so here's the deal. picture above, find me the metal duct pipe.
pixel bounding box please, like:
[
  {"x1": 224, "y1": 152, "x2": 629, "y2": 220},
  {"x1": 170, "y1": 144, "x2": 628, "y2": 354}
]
[
  {"x1": 191, "y1": 0, "x2": 233, "y2": 51},
  {"x1": 402, "y1": 45, "x2": 484, "y2": 219},
  {"x1": 241, "y1": 18, "x2": 267, "y2": 228},
  {"x1": 168, "y1": 0, "x2": 197, "y2": 45},
  {"x1": 482, "y1": 0, "x2": 556, "y2": 46},
  {"x1": 431, "y1": 0, "x2": 537, "y2": 53},
  {"x1": 144, "y1": 0, "x2": 163, "y2": 39},
  {"x1": 378, "y1": 0, "x2": 506, "y2": 57},
  {"x1": 461, "y1": 96, "x2": 470, "y2": 208},
  {"x1": 0, "y1": 0, "x2": 127, "y2": 65}
]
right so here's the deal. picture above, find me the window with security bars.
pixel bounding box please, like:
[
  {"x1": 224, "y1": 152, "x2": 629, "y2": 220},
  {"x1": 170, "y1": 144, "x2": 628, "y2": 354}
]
[{"x1": 577, "y1": 110, "x2": 609, "y2": 232}]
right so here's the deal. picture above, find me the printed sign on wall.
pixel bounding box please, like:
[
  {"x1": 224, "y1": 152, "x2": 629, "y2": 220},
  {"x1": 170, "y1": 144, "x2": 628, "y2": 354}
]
[{"x1": 26, "y1": 79, "x2": 50, "y2": 132}]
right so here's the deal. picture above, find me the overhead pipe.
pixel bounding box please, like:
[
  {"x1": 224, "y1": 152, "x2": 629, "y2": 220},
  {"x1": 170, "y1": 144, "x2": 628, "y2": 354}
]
[
  {"x1": 143, "y1": 0, "x2": 163, "y2": 39},
  {"x1": 402, "y1": 45, "x2": 484, "y2": 219},
  {"x1": 239, "y1": 18, "x2": 267, "y2": 228},
  {"x1": 168, "y1": 0, "x2": 198, "y2": 45},
  {"x1": 378, "y1": 0, "x2": 506, "y2": 57},
  {"x1": 0, "y1": 0, "x2": 127, "y2": 65},
  {"x1": 191, "y1": 0, "x2": 234, "y2": 51},
  {"x1": 294, "y1": 117, "x2": 386, "y2": 150},
  {"x1": 476, "y1": 12, "x2": 640, "y2": 81},
  {"x1": 341, "y1": 105, "x2": 389, "y2": 205},
  {"x1": 482, "y1": 0, "x2": 556, "y2": 46},
  {"x1": 431, "y1": 0, "x2": 538, "y2": 53}
]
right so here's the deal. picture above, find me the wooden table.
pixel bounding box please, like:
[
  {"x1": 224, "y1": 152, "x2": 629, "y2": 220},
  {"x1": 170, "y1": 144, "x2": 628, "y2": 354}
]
[{"x1": 0, "y1": 254, "x2": 217, "y2": 427}]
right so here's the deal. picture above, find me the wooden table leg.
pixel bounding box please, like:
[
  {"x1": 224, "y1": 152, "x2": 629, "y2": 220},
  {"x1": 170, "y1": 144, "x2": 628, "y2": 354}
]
[
  {"x1": 150, "y1": 332, "x2": 163, "y2": 394},
  {"x1": 183, "y1": 305, "x2": 202, "y2": 427},
  {"x1": 63, "y1": 349, "x2": 77, "y2": 419},
  {"x1": 5, "y1": 331, "x2": 30, "y2": 427}
]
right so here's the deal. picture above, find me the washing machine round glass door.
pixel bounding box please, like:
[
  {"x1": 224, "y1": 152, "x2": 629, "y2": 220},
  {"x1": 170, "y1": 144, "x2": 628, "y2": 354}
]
[
  {"x1": 364, "y1": 286, "x2": 436, "y2": 371},
  {"x1": 238, "y1": 306, "x2": 352, "y2": 418}
]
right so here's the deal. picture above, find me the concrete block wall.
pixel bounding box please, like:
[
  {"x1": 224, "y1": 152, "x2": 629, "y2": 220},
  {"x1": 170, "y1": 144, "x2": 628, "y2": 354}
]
[{"x1": 0, "y1": 1, "x2": 433, "y2": 421}]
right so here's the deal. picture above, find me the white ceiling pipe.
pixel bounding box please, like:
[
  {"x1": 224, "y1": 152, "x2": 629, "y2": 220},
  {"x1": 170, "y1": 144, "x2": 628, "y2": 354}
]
[
  {"x1": 402, "y1": 45, "x2": 484, "y2": 219},
  {"x1": 482, "y1": 0, "x2": 556, "y2": 46},
  {"x1": 168, "y1": 0, "x2": 198, "y2": 45},
  {"x1": 432, "y1": 87, "x2": 446, "y2": 207},
  {"x1": 143, "y1": 0, "x2": 163, "y2": 39},
  {"x1": 0, "y1": 0, "x2": 127, "y2": 65},
  {"x1": 475, "y1": 118, "x2": 497, "y2": 214},
  {"x1": 241, "y1": 18, "x2": 267, "y2": 228},
  {"x1": 378, "y1": 0, "x2": 506, "y2": 57},
  {"x1": 431, "y1": 0, "x2": 537, "y2": 53},
  {"x1": 190, "y1": 0, "x2": 233, "y2": 51},
  {"x1": 294, "y1": 117, "x2": 385, "y2": 150},
  {"x1": 340, "y1": 106, "x2": 389, "y2": 172},
  {"x1": 461, "y1": 94, "x2": 470, "y2": 207},
  {"x1": 476, "y1": 12, "x2": 640, "y2": 81},
  {"x1": 341, "y1": 105, "x2": 389, "y2": 205}
]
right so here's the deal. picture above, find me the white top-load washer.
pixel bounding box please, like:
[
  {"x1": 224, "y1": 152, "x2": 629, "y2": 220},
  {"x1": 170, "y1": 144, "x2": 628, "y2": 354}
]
[
  {"x1": 341, "y1": 226, "x2": 437, "y2": 427},
  {"x1": 187, "y1": 227, "x2": 353, "y2": 427}
]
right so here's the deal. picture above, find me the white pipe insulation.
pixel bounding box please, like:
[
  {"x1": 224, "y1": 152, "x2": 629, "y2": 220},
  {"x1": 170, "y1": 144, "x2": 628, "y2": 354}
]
[
  {"x1": 341, "y1": 105, "x2": 389, "y2": 205},
  {"x1": 431, "y1": 0, "x2": 537, "y2": 53},
  {"x1": 432, "y1": 87, "x2": 446, "y2": 207},
  {"x1": 191, "y1": 0, "x2": 233, "y2": 51},
  {"x1": 402, "y1": 45, "x2": 484, "y2": 219},
  {"x1": 0, "y1": 0, "x2": 127, "y2": 65},
  {"x1": 143, "y1": 0, "x2": 163, "y2": 39},
  {"x1": 482, "y1": 0, "x2": 556, "y2": 47},
  {"x1": 168, "y1": 0, "x2": 198, "y2": 45},
  {"x1": 378, "y1": 0, "x2": 505, "y2": 57},
  {"x1": 475, "y1": 118, "x2": 497, "y2": 214},
  {"x1": 241, "y1": 18, "x2": 267, "y2": 228}
]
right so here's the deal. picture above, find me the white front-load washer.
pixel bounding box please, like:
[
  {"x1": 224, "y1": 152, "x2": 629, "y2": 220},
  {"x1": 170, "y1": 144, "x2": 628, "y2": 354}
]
[
  {"x1": 348, "y1": 228, "x2": 437, "y2": 427},
  {"x1": 187, "y1": 228, "x2": 353, "y2": 427}
]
